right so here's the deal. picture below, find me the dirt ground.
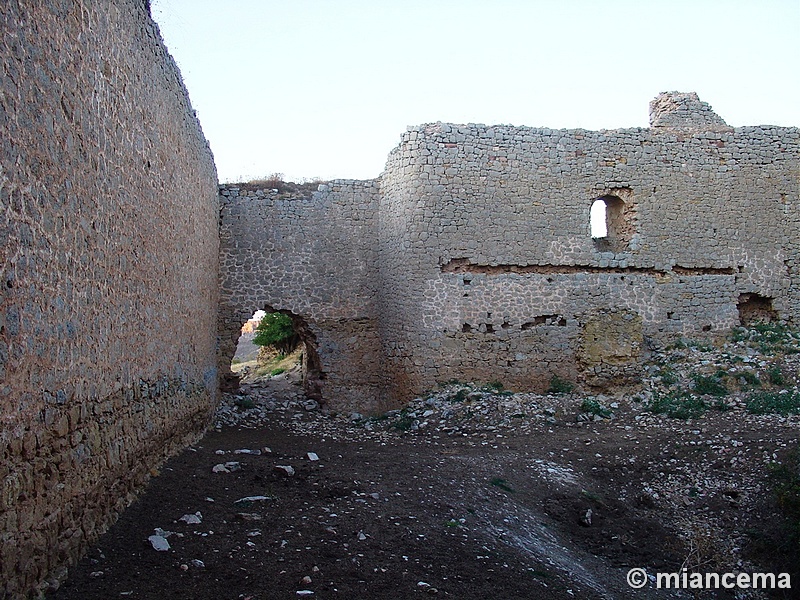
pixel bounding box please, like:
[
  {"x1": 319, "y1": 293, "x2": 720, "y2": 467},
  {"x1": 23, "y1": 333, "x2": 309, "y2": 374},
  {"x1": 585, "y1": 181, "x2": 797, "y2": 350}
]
[{"x1": 47, "y1": 355, "x2": 800, "y2": 600}]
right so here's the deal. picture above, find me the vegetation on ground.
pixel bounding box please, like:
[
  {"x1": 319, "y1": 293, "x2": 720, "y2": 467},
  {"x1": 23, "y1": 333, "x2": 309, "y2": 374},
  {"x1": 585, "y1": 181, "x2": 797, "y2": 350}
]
[
  {"x1": 730, "y1": 321, "x2": 800, "y2": 354},
  {"x1": 547, "y1": 375, "x2": 574, "y2": 394},
  {"x1": 580, "y1": 398, "x2": 612, "y2": 418}
]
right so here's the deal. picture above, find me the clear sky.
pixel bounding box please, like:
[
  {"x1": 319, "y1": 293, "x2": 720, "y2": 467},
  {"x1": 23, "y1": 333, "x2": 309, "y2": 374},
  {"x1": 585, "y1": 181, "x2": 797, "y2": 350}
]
[{"x1": 150, "y1": 0, "x2": 799, "y2": 184}]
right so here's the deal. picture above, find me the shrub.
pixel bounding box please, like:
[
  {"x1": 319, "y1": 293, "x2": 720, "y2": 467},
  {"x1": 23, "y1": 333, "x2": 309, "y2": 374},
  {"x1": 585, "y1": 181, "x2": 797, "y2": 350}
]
[
  {"x1": 647, "y1": 391, "x2": 708, "y2": 420},
  {"x1": 746, "y1": 391, "x2": 800, "y2": 416},
  {"x1": 767, "y1": 365, "x2": 785, "y2": 386},
  {"x1": 732, "y1": 321, "x2": 800, "y2": 354},
  {"x1": 253, "y1": 312, "x2": 298, "y2": 354},
  {"x1": 691, "y1": 373, "x2": 728, "y2": 397},
  {"x1": 660, "y1": 367, "x2": 679, "y2": 386},
  {"x1": 391, "y1": 414, "x2": 415, "y2": 431},
  {"x1": 581, "y1": 398, "x2": 612, "y2": 418},
  {"x1": 739, "y1": 371, "x2": 761, "y2": 387},
  {"x1": 489, "y1": 477, "x2": 515, "y2": 493},
  {"x1": 548, "y1": 375, "x2": 574, "y2": 394},
  {"x1": 481, "y1": 381, "x2": 505, "y2": 393}
]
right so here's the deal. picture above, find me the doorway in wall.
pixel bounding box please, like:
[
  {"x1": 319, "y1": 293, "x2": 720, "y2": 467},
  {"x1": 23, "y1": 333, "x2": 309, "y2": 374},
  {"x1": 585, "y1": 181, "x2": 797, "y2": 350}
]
[{"x1": 229, "y1": 307, "x2": 324, "y2": 399}]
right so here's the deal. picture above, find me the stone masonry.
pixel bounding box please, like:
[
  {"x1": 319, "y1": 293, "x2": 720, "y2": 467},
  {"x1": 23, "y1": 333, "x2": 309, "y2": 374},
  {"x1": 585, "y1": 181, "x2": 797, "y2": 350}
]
[
  {"x1": 0, "y1": 1, "x2": 219, "y2": 597},
  {"x1": 219, "y1": 92, "x2": 798, "y2": 410}
]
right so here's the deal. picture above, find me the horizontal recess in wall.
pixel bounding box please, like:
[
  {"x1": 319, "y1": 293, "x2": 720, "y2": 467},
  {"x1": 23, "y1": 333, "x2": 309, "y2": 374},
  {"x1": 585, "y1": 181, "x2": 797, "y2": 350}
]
[
  {"x1": 522, "y1": 315, "x2": 567, "y2": 329},
  {"x1": 441, "y1": 258, "x2": 737, "y2": 277}
]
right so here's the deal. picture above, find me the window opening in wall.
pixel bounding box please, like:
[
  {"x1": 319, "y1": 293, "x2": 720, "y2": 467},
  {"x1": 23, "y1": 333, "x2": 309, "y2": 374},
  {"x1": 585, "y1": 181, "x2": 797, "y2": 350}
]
[
  {"x1": 590, "y1": 199, "x2": 608, "y2": 238},
  {"x1": 590, "y1": 189, "x2": 635, "y2": 252}
]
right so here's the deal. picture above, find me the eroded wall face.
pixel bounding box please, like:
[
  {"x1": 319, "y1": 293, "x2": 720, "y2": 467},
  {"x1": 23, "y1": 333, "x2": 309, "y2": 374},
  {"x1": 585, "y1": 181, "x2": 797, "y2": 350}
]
[
  {"x1": 218, "y1": 182, "x2": 388, "y2": 412},
  {"x1": 0, "y1": 1, "x2": 219, "y2": 595},
  {"x1": 380, "y1": 116, "x2": 799, "y2": 398}
]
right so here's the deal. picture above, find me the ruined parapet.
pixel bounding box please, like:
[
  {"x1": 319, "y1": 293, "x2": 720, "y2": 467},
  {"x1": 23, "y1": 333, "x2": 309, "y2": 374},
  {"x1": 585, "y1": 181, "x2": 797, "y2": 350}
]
[{"x1": 649, "y1": 91, "x2": 733, "y2": 131}]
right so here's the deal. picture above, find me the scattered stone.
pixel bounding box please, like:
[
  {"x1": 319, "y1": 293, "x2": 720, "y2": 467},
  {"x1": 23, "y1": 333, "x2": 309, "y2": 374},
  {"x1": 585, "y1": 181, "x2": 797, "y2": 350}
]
[
  {"x1": 580, "y1": 508, "x2": 593, "y2": 527},
  {"x1": 89, "y1": 571, "x2": 104, "y2": 578},
  {"x1": 212, "y1": 461, "x2": 241, "y2": 473},
  {"x1": 190, "y1": 559, "x2": 205, "y2": 568},
  {"x1": 307, "y1": 452, "x2": 319, "y2": 461},
  {"x1": 153, "y1": 528, "x2": 174, "y2": 538},
  {"x1": 234, "y1": 448, "x2": 261, "y2": 455},
  {"x1": 274, "y1": 465, "x2": 295, "y2": 476},
  {"x1": 235, "y1": 495, "x2": 272, "y2": 504},
  {"x1": 300, "y1": 575, "x2": 312, "y2": 584},
  {"x1": 236, "y1": 513, "x2": 263, "y2": 521},
  {"x1": 296, "y1": 592, "x2": 314, "y2": 597},
  {"x1": 179, "y1": 512, "x2": 202, "y2": 525},
  {"x1": 302, "y1": 400, "x2": 319, "y2": 411},
  {"x1": 148, "y1": 535, "x2": 170, "y2": 552}
]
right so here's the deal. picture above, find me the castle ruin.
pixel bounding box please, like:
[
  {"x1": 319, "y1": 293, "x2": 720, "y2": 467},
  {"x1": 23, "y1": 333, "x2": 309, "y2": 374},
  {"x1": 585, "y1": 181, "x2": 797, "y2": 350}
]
[
  {"x1": 1, "y1": 0, "x2": 798, "y2": 597},
  {"x1": 219, "y1": 92, "x2": 799, "y2": 412}
]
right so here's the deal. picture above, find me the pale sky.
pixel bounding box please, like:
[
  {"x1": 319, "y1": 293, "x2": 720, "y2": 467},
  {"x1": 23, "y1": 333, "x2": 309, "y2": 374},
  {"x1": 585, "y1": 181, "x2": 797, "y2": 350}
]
[{"x1": 150, "y1": 0, "x2": 800, "y2": 184}]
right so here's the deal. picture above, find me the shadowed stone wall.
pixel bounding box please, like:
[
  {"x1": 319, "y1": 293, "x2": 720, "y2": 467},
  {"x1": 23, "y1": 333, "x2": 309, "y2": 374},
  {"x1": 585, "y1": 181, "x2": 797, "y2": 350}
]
[
  {"x1": 218, "y1": 181, "x2": 386, "y2": 412},
  {"x1": 0, "y1": 1, "x2": 219, "y2": 596},
  {"x1": 221, "y1": 93, "x2": 798, "y2": 408}
]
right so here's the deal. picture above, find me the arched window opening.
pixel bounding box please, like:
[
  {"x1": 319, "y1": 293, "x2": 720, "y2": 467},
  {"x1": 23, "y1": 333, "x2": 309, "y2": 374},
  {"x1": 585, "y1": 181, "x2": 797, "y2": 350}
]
[
  {"x1": 590, "y1": 199, "x2": 607, "y2": 238},
  {"x1": 590, "y1": 190, "x2": 635, "y2": 252}
]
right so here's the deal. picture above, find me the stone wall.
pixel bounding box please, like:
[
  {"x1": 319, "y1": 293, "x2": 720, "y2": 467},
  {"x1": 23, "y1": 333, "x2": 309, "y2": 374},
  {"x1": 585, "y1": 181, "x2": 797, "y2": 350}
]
[
  {"x1": 218, "y1": 181, "x2": 386, "y2": 412},
  {"x1": 221, "y1": 93, "x2": 798, "y2": 408},
  {"x1": 0, "y1": 1, "x2": 219, "y2": 596}
]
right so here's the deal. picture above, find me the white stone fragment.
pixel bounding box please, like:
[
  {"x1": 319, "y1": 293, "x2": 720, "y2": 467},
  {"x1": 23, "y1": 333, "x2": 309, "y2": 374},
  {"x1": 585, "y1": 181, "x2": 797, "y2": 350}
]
[{"x1": 148, "y1": 535, "x2": 170, "y2": 552}]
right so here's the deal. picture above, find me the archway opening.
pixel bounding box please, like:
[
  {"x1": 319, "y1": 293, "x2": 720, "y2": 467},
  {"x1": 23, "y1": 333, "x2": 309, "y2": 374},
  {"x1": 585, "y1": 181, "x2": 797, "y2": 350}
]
[{"x1": 226, "y1": 306, "x2": 324, "y2": 401}]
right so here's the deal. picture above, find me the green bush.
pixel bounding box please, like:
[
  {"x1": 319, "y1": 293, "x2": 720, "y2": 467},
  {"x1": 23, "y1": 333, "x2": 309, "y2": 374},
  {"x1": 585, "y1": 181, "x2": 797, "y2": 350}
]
[
  {"x1": 489, "y1": 477, "x2": 515, "y2": 493},
  {"x1": 647, "y1": 391, "x2": 708, "y2": 420},
  {"x1": 692, "y1": 373, "x2": 728, "y2": 397},
  {"x1": 732, "y1": 321, "x2": 800, "y2": 354},
  {"x1": 746, "y1": 391, "x2": 800, "y2": 416},
  {"x1": 739, "y1": 371, "x2": 761, "y2": 387},
  {"x1": 548, "y1": 375, "x2": 574, "y2": 394},
  {"x1": 253, "y1": 312, "x2": 298, "y2": 354},
  {"x1": 767, "y1": 365, "x2": 785, "y2": 386},
  {"x1": 581, "y1": 398, "x2": 612, "y2": 418},
  {"x1": 660, "y1": 367, "x2": 679, "y2": 386},
  {"x1": 481, "y1": 381, "x2": 505, "y2": 393}
]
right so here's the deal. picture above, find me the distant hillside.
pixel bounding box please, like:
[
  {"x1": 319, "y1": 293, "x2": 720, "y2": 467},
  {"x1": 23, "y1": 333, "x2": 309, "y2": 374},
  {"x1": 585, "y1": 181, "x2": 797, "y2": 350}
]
[{"x1": 233, "y1": 331, "x2": 259, "y2": 362}]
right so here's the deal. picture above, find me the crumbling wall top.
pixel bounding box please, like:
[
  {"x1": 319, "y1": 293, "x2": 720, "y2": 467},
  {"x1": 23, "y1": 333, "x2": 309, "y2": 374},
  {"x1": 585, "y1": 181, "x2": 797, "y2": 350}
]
[{"x1": 649, "y1": 91, "x2": 732, "y2": 131}]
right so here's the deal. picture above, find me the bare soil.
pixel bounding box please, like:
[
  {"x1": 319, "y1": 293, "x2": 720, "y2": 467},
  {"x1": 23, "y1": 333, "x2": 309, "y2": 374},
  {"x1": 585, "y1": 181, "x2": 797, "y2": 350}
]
[{"x1": 49, "y1": 344, "x2": 800, "y2": 600}]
